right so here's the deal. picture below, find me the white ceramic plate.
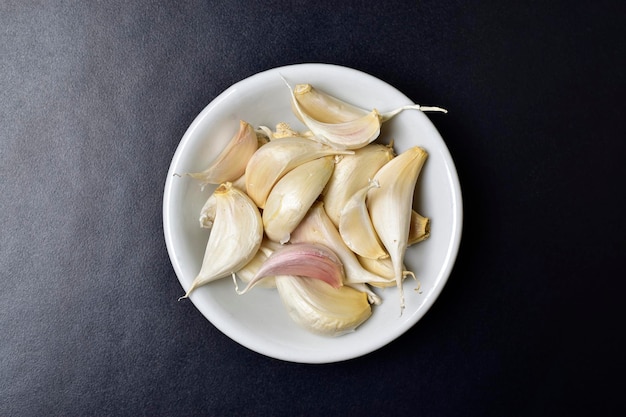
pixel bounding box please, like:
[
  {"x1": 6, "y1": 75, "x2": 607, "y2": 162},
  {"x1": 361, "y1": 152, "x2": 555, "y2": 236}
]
[{"x1": 163, "y1": 63, "x2": 462, "y2": 363}]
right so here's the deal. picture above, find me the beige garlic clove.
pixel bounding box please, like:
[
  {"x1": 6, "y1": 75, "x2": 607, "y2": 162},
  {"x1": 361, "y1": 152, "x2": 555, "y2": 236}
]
[
  {"x1": 287, "y1": 82, "x2": 447, "y2": 150},
  {"x1": 187, "y1": 120, "x2": 259, "y2": 186},
  {"x1": 244, "y1": 136, "x2": 351, "y2": 209},
  {"x1": 179, "y1": 182, "x2": 263, "y2": 300},
  {"x1": 322, "y1": 143, "x2": 395, "y2": 227},
  {"x1": 290, "y1": 202, "x2": 391, "y2": 286},
  {"x1": 338, "y1": 179, "x2": 389, "y2": 260},
  {"x1": 367, "y1": 146, "x2": 428, "y2": 313},
  {"x1": 275, "y1": 275, "x2": 371, "y2": 337},
  {"x1": 263, "y1": 156, "x2": 335, "y2": 244}
]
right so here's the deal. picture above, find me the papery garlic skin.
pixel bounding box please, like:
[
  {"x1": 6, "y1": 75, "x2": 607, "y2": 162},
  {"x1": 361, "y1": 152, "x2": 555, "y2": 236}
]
[
  {"x1": 275, "y1": 275, "x2": 371, "y2": 337},
  {"x1": 187, "y1": 120, "x2": 258, "y2": 186},
  {"x1": 245, "y1": 136, "x2": 351, "y2": 208},
  {"x1": 367, "y1": 146, "x2": 428, "y2": 313},
  {"x1": 291, "y1": 202, "x2": 392, "y2": 286},
  {"x1": 179, "y1": 182, "x2": 263, "y2": 299},
  {"x1": 339, "y1": 179, "x2": 388, "y2": 260},
  {"x1": 408, "y1": 211, "x2": 431, "y2": 246},
  {"x1": 323, "y1": 143, "x2": 394, "y2": 227},
  {"x1": 263, "y1": 156, "x2": 334, "y2": 243}
]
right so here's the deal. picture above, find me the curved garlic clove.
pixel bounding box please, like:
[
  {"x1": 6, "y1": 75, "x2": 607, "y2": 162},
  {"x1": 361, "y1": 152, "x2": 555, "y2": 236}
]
[
  {"x1": 322, "y1": 143, "x2": 394, "y2": 227},
  {"x1": 244, "y1": 136, "x2": 352, "y2": 208},
  {"x1": 287, "y1": 82, "x2": 447, "y2": 150},
  {"x1": 179, "y1": 182, "x2": 263, "y2": 300},
  {"x1": 338, "y1": 179, "x2": 389, "y2": 260},
  {"x1": 238, "y1": 242, "x2": 345, "y2": 294},
  {"x1": 367, "y1": 146, "x2": 428, "y2": 313},
  {"x1": 187, "y1": 120, "x2": 259, "y2": 186},
  {"x1": 408, "y1": 211, "x2": 431, "y2": 246},
  {"x1": 290, "y1": 202, "x2": 391, "y2": 286},
  {"x1": 263, "y1": 156, "x2": 334, "y2": 243},
  {"x1": 199, "y1": 173, "x2": 247, "y2": 229},
  {"x1": 275, "y1": 274, "x2": 371, "y2": 337}
]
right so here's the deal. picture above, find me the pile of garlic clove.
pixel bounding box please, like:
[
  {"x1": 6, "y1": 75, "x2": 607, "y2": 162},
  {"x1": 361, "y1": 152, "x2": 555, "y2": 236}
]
[{"x1": 178, "y1": 82, "x2": 444, "y2": 337}]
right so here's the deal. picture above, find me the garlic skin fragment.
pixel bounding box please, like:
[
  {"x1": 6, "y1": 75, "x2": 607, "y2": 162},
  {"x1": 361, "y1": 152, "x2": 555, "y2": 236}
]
[
  {"x1": 275, "y1": 275, "x2": 371, "y2": 337},
  {"x1": 338, "y1": 179, "x2": 389, "y2": 260},
  {"x1": 291, "y1": 202, "x2": 392, "y2": 286},
  {"x1": 244, "y1": 136, "x2": 352, "y2": 208},
  {"x1": 238, "y1": 242, "x2": 345, "y2": 294},
  {"x1": 367, "y1": 146, "x2": 428, "y2": 313},
  {"x1": 408, "y1": 211, "x2": 431, "y2": 246},
  {"x1": 322, "y1": 143, "x2": 394, "y2": 227},
  {"x1": 263, "y1": 156, "x2": 334, "y2": 243},
  {"x1": 187, "y1": 120, "x2": 258, "y2": 186},
  {"x1": 179, "y1": 182, "x2": 263, "y2": 299}
]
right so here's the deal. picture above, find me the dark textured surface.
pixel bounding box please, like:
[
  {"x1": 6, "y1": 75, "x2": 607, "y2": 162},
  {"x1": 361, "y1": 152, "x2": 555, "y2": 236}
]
[{"x1": 1, "y1": 1, "x2": 624, "y2": 416}]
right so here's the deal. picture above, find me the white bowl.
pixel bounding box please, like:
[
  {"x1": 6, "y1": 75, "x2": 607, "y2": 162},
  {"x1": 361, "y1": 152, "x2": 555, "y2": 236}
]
[{"x1": 163, "y1": 63, "x2": 462, "y2": 363}]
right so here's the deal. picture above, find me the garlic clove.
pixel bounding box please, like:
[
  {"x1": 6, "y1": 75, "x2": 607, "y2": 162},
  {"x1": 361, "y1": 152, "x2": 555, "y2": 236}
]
[
  {"x1": 235, "y1": 238, "x2": 282, "y2": 289},
  {"x1": 338, "y1": 179, "x2": 389, "y2": 260},
  {"x1": 179, "y1": 182, "x2": 263, "y2": 299},
  {"x1": 367, "y1": 146, "x2": 428, "y2": 313},
  {"x1": 322, "y1": 143, "x2": 394, "y2": 227},
  {"x1": 263, "y1": 156, "x2": 334, "y2": 243},
  {"x1": 244, "y1": 136, "x2": 352, "y2": 209},
  {"x1": 290, "y1": 202, "x2": 392, "y2": 286},
  {"x1": 187, "y1": 120, "x2": 259, "y2": 186},
  {"x1": 275, "y1": 274, "x2": 371, "y2": 337},
  {"x1": 286, "y1": 82, "x2": 447, "y2": 150},
  {"x1": 237, "y1": 242, "x2": 345, "y2": 294}
]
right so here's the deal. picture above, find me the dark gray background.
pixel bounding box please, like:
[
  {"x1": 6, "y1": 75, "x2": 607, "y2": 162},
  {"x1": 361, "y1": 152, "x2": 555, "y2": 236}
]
[{"x1": 2, "y1": 1, "x2": 624, "y2": 416}]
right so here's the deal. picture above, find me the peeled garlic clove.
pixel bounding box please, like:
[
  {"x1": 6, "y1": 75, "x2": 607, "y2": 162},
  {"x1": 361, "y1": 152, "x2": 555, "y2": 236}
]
[
  {"x1": 408, "y1": 211, "x2": 431, "y2": 246},
  {"x1": 275, "y1": 275, "x2": 371, "y2": 337},
  {"x1": 263, "y1": 156, "x2": 334, "y2": 243},
  {"x1": 367, "y1": 146, "x2": 428, "y2": 313},
  {"x1": 338, "y1": 179, "x2": 388, "y2": 260},
  {"x1": 291, "y1": 202, "x2": 391, "y2": 286},
  {"x1": 245, "y1": 136, "x2": 352, "y2": 208},
  {"x1": 235, "y1": 239, "x2": 282, "y2": 289},
  {"x1": 238, "y1": 242, "x2": 345, "y2": 294},
  {"x1": 179, "y1": 182, "x2": 263, "y2": 299},
  {"x1": 187, "y1": 120, "x2": 258, "y2": 186},
  {"x1": 287, "y1": 82, "x2": 447, "y2": 150},
  {"x1": 199, "y1": 173, "x2": 247, "y2": 229},
  {"x1": 323, "y1": 143, "x2": 394, "y2": 227}
]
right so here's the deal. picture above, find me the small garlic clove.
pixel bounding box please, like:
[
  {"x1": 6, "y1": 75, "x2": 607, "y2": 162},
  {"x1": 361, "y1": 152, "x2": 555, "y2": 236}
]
[
  {"x1": 408, "y1": 211, "x2": 431, "y2": 246},
  {"x1": 275, "y1": 274, "x2": 371, "y2": 337},
  {"x1": 338, "y1": 179, "x2": 389, "y2": 260},
  {"x1": 290, "y1": 202, "x2": 391, "y2": 286},
  {"x1": 367, "y1": 146, "x2": 428, "y2": 313},
  {"x1": 263, "y1": 156, "x2": 334, "y2": 244},
  {"x1": 187, "y1": 120, "x2": 259, "y2": 186},
  {"x1": 237, "y1": 242, "x2": 345, "y2": 294},
  {"x1": 244, "y1": 136, "x2": 352, "y2": 209},
  {"x1": 322, "y1": 143, "x2": 395, "y2": 227},
  {"x1": 179, "y1": 182, "x2": 263, "y2": 300}
]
